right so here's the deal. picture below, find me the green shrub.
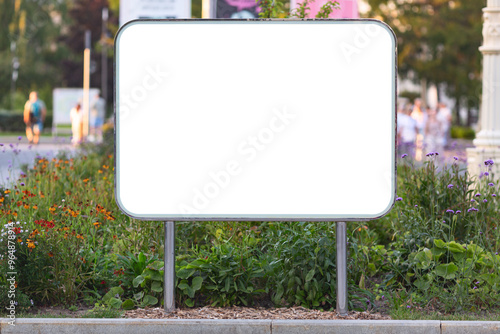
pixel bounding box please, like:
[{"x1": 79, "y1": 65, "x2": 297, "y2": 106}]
[{"x1": 451, "y1": 126, "x2": 475, "y2": 140}]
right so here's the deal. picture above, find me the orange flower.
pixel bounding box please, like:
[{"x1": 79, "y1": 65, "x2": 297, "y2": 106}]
[
  {"x1": 93, "y1": 222, "x2": 101, "y2": 228},
  {"x1": 0, "y1": 198, "x2": 4, "y2": 203},
  {"x1": 48, "y1": 252, "x2": 54, "y2": 257},
  {"x1": 24, "y1": 204, "x2": 29, "y2": 209},
  {"x1": 4, "y1": 190, "x2": 11, "y2": 194},
  {"x1": 33, "y1": 205, "x2": 38, "y2": 209},
  {"x1": 49, "y1": 207, "x2": 56, "y2": 213},
  {"x1": 102, "y1": 165, "x2": 109, "y2": 169},
  {"x1": 83, "y1": 178, "x2": 90, "y2": 183},
  {"x1": 27, "y1": 239, "x2": 35, "y2": 249},
  {"x1": 17, "y1": 237, "x2": 22, "y2": 243}
]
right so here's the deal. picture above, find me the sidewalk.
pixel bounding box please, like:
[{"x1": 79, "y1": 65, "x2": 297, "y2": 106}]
[{"x1": 1, "y1": 318, "x2": 500, "y2": 334}]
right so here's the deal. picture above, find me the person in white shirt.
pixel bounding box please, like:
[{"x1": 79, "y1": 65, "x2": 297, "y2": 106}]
[
  {"x1": 436, "y1": 102, "x2": 452, "y2": 148},
  {"x1": 398, "y1": 104, "x2": 418, "y2": 158}
]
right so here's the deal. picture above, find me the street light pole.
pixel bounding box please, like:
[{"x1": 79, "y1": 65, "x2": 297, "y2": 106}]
[
  {"x1": 83, "y1": 30, "x2": 91, "y2": 140},
  {"x1": 101, "y1": 7, "x2": 108, "y2": 102}
]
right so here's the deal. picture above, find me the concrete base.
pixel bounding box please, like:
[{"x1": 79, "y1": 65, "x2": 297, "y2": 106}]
[
  {"x1": 2, "y1": 318, "x2": 500, "y2": 334},
  {"x1": 466, "y1": 147, "x2": 500, "y2": 180}
]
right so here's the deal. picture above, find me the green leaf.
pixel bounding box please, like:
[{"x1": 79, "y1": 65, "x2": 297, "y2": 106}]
[
  {"x1": 177, "y1": 268, "x2": 196, "y2": 279},
  {"x1": 434, "y1": 239, "x2": 446, "y2": 248},
  {"x1": 121, "y1": 299, "x2": 135, "y2": 310},
  {"x1": 109, "y1": 297, "x2": 122, "y2": 309},
  {"x1": 415, "y1": 248, "x2": 433, "y2": 270},
  {"x1": 305, "y1": 269, "x2": 315, "y2": 282},
  {"x1": 138, "y1": 252, "x2": 146, "y2": 265},
  {"x1": 436, "y1": 263, "x2": 459, "y2": 279},
  {"x1": 359, "y1": 274, "x2": 365, "y2": 290},
  {"x1": 186, "y1": 286, "x2": 195, "y2": 298},
  {"x1": 149, "y1": 260, "x2": 164, "y2": 271},
  {"x1": 103, "y1": 287, "x2": 124, "y2": 302},
  {"x1": 133, "y1": 292, "x2": 144, "y2": 301},
  {"x1": 192, "y1": 276, "x2": 203, "y2": 291},
  {"x1": 142, "y1": 295, "x2": 158, "y2": 306},
  {"x1": 143, "y1": 268, "x2": 163, "y2": 281},
  {"x1": 446, "y1": 241, "x2": 465, "y2": 253},
  {"x1": 225, "y1": 277, "x2": 230, "y2": 292},
  {"x1": 151, "y1": 280, "x2": 163, "y2": 293},
  {"x1": 133, "y1": 275, "x2": 145, "y2": 288},
  {"x1": 178, "y1": 281, "x2": 190, "y2": 290},
  {"x1": 185, "y1": 299, "x2": 195, "y2": 307}
]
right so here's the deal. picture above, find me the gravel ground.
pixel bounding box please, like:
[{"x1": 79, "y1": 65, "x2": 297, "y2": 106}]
[{"x1": 123, "y1": 306, "x2": 390, "y2": 320}]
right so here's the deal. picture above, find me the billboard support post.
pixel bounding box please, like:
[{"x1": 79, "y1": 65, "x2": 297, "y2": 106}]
[
  {"x1": 164, "y1": 221, "x2": 175, "y2": 313},
  {"x1": 336, "y1": 221, "x2": 348, "y2": 316}
]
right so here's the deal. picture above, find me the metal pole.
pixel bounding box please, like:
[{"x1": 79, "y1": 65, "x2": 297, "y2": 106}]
[
  {"x1": 164, "y1": 221, "x2": 175, "y2": 313},
  {"x1": 83, "y1": 30, "x2": 91, "y2": 140},
  {"x1": 101, "y1": 7, "x2": 108, "y2": 102},
  {"x1": 336, "y1": 221, "x2": 348, "y2": 316}
]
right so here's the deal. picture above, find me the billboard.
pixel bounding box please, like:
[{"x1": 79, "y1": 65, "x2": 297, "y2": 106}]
[
  {"x1": 114, "y1": 20, "x2": 397, "y2": 221},
  {"x1": 119, "y1": 0, "x2": 191, "y2": 26},
  {"x1": 53, "y1": 88, "x2": 100, "y2": 125}
]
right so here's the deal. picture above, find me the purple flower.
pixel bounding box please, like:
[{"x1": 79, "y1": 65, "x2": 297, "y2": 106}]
[
  {"x1": 483, "y1": 199, "x2": 488, "y2": 203},
  {"x1": 476, "y1": 281, "x2": 480, "y2": 285},
  {"x1": 0, "y1": 144, "x2": 3, "y2": 146},
  {"x1": 453, "y1": 156, "x2": 458, "y2": 161},
  {"x1": 473, "y1": 286, "x2": 477, "y2": 290},
  {"x1": 396, "y1": 197, "x2": 403, "y2": 201},
  {"x1": 381, "y1": 295, "x2": 385, "y2": 300},
  {"x1": 407, "y1": 305, "x2": 411, "y2": 309},
  {"x1": 401, "y1": 154, "x2": 408, "y2": 159},
  {"x1": 415, "y1": 205, "x2": 418, "y2": 208},
  {"x1": 493, "y1": 194, "x2": 497, "y2": 197},
  {"x1": 471, "y1": 199, "x2": 475, "y2": 202},
  {"x1": 485, "y1": 159, "x2": 494, "y2": 166},
  {"x1": 496, "y1": 252, "x2": 498, "y2": 255},
  {"x1": 475, "y1": 193, "x2": 481, "y2": 197},
  {"x1": 479, "y1": 231, "x2": 483, "y2": 234},
  {"x1": 17, "y1": 136, "x2": 22, "y2": 141},
  {"x1": 488, "y1": 183, "x2": 495, "y2": 187},
  {"x1": 456, "y1": 210, "x2": 462, "y2": 214},
  {"x1": 9, "y1": 144, "x2": 14, "y2": 148},
  {"x1": 485, "y1": 172, "x2": 490, "y2": 176},
  {"x1": 448, "y1": 184, "x2": 454, "y2": 189},
  {"x1": 468, "y1": 207, "x2": 478, "y2": 213},
  {"x1": 435, "y1": 152, "x2": 439, "y2": 156},
  {"x1": 20, "y1": 182, "x2": 24, "y2": 186},
  {"x1": 426, "y1": 152, "x2": 435, "y2": 157},
  {"x1": 446, "y1": 209, "x2": 454, "y2": 213},
  {"x1": 28, "y1": 145, "x2": 32, "y2": 150}
]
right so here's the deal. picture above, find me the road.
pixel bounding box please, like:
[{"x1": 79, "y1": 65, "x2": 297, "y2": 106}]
[{"x1": 0, "y1": 137, "x2": 75, "y2": 187}]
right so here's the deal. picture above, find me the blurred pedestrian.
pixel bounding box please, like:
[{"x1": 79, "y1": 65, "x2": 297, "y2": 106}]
[
  {"x1": 424, "y1": 108, "x2": 443, "y2": 154},
  {"x1": 437, "y1": 102, "x2": 452, "y2": 148},
  {"x1": 90, "y1": 92, "x2": 106, "y2": 143},
  {"x1": 23, "y1": 91, "x2": 46, "y2": 145},
  {"x1": 411, "y1": 98, "x2": 427, "y2": 161},
  {"x1": 70, "y1": 103, "x2": 84, "y2": 146},
  {"x1": 397, "y1": 103, "x2": 418, "y2": 158}
]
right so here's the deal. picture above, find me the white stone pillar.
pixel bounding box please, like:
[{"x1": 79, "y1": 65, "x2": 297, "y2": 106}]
[{"x1": 467, "y1": 0, "x2": 500, "y2": 179}]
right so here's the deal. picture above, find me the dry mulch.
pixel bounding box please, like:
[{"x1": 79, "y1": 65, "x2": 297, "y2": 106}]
[{"x1": 124, "y1": 306, "x2": 390, "y2": 320}]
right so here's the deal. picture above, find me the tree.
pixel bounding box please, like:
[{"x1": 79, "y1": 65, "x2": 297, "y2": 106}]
[
  {"x1": 366, "y1": 0, "x2": 484, "y2": 125},
  {"x1": 0, "y1": 0, "x2": 72, "y2": 111}
]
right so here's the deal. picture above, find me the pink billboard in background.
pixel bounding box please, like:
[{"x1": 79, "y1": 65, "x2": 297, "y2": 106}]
[{"x1": 290, "y1": 0, "x2": 359, "y2": 18}]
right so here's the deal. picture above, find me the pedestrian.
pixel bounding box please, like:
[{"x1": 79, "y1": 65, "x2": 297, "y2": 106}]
[
  {"x1": 397, "y1": 103, "x2": 418, "y2": 158},
  {"x1": 411, "y1": 98, "x2": 427, "y2": 161},
  {"x1": 89, "y1": 92, "x2": 106, "y2": 143},
  {"x1": 23, "y1": 91, "x2": 46, "y2": 145},
  {"x1": 424, "y1": 108, "x2": 443, "y2": 154},
  {"x1": 436, "y1": 102, "x2": 452, "y2": 148},
  {"x1": 70, "y1": 103, "x2": 84, "y2": 146}
]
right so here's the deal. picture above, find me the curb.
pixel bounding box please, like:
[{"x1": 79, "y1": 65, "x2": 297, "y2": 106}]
[{"x1": 2, "y1": 318, "x2": 500, "y2": 334}]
